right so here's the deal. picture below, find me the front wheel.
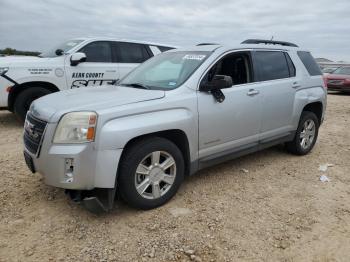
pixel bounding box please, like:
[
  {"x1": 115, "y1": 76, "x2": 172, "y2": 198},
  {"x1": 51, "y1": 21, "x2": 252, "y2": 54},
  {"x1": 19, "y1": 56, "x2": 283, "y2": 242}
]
[
  {"x1": 286, "y1": 111, "x2": 319, "y2": 155},
  {"x1": 118, "y1": 137, "x2": 185, "y2": 210},
  {"x1": 14, "y1": 87, "x2": 52, "y2": 122}
]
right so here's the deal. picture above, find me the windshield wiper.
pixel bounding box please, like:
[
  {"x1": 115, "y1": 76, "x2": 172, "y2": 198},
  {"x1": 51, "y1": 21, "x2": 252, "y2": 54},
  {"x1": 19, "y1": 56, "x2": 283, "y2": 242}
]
[{"x1": 121, "y1": 83, "x2": 150, "y2": 89}]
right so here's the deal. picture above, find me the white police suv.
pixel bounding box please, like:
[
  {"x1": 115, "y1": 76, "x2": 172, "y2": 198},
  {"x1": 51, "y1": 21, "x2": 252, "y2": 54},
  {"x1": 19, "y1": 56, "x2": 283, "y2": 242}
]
[{"x1": 0, "y1": 37, "x2": 175, "y2": 121}]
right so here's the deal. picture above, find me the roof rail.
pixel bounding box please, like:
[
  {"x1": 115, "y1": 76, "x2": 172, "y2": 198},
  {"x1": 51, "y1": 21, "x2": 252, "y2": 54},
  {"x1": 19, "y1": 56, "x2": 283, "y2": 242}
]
[
  {"x1": 196, "y1": 43, "x2": 219, "y2": 46},
  {"x1": 241, "y1": 39, "x2": 298, "y2": 47}
]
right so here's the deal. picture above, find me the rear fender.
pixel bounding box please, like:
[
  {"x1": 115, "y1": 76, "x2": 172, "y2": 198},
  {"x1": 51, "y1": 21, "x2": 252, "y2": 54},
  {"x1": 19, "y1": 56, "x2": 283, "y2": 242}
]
[{"x1": 292, "y1": 86, "x2": 326, "y2": 128}]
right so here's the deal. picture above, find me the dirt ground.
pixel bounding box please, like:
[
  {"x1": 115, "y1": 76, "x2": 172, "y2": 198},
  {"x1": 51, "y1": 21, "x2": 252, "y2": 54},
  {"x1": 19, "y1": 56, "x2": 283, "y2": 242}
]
[{"x1": 0, "y1": 93, "x2": 349, "y2": 262}]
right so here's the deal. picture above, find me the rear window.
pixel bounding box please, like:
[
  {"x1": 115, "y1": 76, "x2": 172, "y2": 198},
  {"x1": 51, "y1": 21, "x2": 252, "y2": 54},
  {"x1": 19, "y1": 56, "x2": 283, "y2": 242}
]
[
  {"x1": 297, "y1": 51, "x2": 322, "y2": 76},
  {"x1": 253, "y1": 51, "x2": 290, "y2": 81}
]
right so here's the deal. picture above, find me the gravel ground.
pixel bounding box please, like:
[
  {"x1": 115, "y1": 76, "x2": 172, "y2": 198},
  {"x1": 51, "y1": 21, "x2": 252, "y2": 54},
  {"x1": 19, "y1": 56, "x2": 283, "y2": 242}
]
[{"x1": 0, "y1": 93, "x2": 349, "y2": 262}]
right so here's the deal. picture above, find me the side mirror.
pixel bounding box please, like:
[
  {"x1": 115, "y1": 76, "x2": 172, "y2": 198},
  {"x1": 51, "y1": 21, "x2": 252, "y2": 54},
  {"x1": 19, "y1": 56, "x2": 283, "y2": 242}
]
[
  {"x1": 200, "y1": 75, "x2": 232, "y2": 103},
  {"x1": 200, "y1": 75, "x2": 233, "y2": 92},
  {"x1": 70, "y1": 52, "x2": 87, "y2": 66},
  {"x1": 55, "y1": 49, "x2": 64, "y2": 56}
]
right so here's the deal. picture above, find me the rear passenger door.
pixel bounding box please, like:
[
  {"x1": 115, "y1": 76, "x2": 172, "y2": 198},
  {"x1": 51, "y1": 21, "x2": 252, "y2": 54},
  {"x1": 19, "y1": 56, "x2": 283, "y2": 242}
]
[
  {"x1": 251, "y1": 50, "x2": 298, "y2": 140},
  {"x1": 113, "y1": 42, "x2": 153, "y2": 78}
]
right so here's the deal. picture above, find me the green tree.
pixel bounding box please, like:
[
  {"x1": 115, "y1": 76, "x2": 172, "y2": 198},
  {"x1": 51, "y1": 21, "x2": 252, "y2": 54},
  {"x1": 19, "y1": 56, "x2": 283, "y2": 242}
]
[{"x1": 0, "y1": 47, "x2": 40, "y2": 56}]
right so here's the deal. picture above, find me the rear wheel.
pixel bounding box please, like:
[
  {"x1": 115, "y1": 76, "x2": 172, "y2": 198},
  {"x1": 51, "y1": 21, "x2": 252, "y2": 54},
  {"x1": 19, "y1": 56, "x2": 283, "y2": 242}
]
[
  {"x1": 286, "y1": 111, "x2": 319, "y2": 155},
  {"x1": 118, "y1": 137, "x2": 184, "y2": 210},
  {"x1": 14, "y1": 87, "x2": 52, "y2": 122}
]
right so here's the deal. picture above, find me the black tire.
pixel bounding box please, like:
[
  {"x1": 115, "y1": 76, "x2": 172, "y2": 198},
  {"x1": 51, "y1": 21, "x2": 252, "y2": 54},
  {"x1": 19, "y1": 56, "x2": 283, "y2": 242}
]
[
  {"x1": 286, "y1": 111, "x2": 319, "y2": 155},
  {"x1": 14, "y1": 87, "x2": 52, "y2": 122},
  {"x1": 118, "y1": 137, "x2": 185, "y2": 210}
]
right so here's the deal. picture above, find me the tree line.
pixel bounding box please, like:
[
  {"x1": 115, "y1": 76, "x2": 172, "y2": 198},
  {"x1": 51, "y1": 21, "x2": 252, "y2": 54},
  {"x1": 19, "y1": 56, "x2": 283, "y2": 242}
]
[{"x1": 0, "y1": 48, "x2": 40, "y2": 56}]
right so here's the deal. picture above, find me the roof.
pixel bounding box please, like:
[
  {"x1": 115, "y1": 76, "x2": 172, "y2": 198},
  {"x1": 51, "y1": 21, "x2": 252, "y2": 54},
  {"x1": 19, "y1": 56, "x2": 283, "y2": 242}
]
[
  {"x1": 71, "y1": 37, "x2": 177, "y2": 48},
  {"x1": 172, "y1": 43, "x2": 301, "y2": 53}
]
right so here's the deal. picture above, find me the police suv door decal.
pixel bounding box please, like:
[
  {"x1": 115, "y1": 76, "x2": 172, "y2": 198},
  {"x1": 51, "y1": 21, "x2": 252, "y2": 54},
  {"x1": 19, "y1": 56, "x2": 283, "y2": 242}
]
[{"x1": 70, "y1": 72, "x2": 117, "y2": 88}]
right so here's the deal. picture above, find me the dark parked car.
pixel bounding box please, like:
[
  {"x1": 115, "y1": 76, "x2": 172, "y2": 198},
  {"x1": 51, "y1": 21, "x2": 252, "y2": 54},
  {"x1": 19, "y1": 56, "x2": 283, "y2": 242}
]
[{"x1": 325, "y1": 66, "x2": 350, "y2": 92}]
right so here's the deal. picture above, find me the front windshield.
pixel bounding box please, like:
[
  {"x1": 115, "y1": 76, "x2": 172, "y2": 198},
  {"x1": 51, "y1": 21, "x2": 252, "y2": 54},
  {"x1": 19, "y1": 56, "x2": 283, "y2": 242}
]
[
  {"x1": 119, "y1": 51, "x2": 211, "y2": 90},
  {"x1": 332, "y1": 67, "x2": 350, "y2": 75},
  {"x1": 40, "y1": 39, "x2": 84, "y2": 58}
]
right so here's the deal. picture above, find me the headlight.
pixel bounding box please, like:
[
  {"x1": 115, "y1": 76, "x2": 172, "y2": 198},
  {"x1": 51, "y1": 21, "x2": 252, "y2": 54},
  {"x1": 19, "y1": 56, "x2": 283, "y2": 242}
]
[
  {"x1": 0, "y1": 67, "x2": 9, "y2": 75},
  {"x1": 53, "y1": 112, "x2": 97, "y2": 143}
]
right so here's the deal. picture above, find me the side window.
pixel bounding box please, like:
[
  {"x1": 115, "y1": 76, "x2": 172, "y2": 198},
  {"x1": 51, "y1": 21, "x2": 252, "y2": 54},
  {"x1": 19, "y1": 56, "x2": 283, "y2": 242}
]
[
  {"x1": 115, "y1": 42, "x2": 152, "y2": 63},
  {"x1": 79, "y1": 41, "x2": 112, "y2": 63},
  {"x1": 297, "y1": 51, "x2": 322, "y2": 76},
  {"x1": 253, "y1": 51, "x2": 290, "y2": 81},
  {"x1": 285, "y1": 53, "x2": 296, "y2": 77},
  {"x1": 203, "y1": 52, "x2": 253, "y2": 86}
]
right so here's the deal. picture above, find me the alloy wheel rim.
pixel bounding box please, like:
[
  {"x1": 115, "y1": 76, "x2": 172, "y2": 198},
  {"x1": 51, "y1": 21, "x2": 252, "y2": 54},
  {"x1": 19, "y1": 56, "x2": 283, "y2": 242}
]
[
  {"x1": 134, "y1": 151, "x2": 176, "y2": 200},
  {"x1": 300, "y1": 119, "x2": 316, "y2": 150}
]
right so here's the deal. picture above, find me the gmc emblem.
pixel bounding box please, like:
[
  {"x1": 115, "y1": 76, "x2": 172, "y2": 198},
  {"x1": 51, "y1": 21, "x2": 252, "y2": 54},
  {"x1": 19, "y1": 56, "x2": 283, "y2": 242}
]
[{"x1": 24, "y1": 120, "x2": 39, "y2": 140}]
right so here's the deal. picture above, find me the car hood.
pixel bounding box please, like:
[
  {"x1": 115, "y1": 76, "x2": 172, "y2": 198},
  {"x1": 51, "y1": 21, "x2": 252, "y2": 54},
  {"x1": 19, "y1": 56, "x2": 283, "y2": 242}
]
[
  {"x1": 30, "y1": 85, "x2": 165, "y2": 122},
  {"x1": 0, "y1": 56, "x2": 40, "y2": 65},
  {"x1": 0, "y1": 56, "x2": 61, "y2": 67}
]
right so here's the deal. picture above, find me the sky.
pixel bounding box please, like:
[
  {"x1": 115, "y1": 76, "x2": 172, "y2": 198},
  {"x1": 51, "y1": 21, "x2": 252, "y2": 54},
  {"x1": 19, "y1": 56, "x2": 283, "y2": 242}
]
[{"x1": 0, "y1": 0, "x2": 349, "y2": 61}]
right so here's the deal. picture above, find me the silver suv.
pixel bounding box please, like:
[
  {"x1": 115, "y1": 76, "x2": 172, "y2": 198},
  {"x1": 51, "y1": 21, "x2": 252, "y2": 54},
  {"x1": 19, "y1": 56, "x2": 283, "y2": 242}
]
[{"x1": 23, "y1": 39, "x2": 327, "y2": 213}]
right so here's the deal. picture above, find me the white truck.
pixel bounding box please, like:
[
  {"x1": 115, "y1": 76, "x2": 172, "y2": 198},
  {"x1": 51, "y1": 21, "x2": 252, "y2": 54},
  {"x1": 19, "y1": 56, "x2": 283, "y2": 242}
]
[{"x1": 0, "y1": 37, "x2": 175, "y2": 121}]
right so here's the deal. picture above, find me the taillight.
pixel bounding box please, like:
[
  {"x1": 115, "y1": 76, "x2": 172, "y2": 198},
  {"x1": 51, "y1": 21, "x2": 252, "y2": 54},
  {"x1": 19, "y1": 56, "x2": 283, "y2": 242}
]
[{"x1": 322, "y1": 76, "x2": 327, "y2": 89}]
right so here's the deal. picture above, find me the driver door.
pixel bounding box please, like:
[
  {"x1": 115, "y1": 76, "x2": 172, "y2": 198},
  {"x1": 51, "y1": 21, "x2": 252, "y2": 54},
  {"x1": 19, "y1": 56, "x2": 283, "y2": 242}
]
[
  {"x1": 65, "y1": 41, "x2": 119, "y2": 89},
  {"x1": 197, "y1": 51, "x2": 262, "y2": 159}
]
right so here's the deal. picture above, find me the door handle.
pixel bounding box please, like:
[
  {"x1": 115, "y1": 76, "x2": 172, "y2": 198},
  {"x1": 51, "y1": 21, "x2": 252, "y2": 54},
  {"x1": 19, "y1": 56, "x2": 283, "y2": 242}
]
[
  {"x1": 106, "y1": 70, "x2": 116, "y2": 73},
  {"x1": 292, "y1": 82, "x2": 301, "y2": 88},
  {"x1": 247, "y1": 89, "x2": 259, "y2": 96}
]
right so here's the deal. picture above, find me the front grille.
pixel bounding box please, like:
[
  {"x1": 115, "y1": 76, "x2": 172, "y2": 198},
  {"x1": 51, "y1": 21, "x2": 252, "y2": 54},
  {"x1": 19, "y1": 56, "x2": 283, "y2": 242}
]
[{"x1": 23, "y1": 113, "x2": 47, "y2": 156}]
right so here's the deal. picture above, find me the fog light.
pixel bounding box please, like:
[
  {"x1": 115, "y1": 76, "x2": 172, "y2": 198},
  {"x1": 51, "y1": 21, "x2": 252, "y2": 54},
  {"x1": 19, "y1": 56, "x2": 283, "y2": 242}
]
[{"x1": 64, "y1": 158, "x2": 74, "y2": 183}]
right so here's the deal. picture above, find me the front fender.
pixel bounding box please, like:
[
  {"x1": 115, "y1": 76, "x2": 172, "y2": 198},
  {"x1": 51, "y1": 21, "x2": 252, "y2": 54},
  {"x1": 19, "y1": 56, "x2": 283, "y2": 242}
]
[
  {"x1": 97, "y1": 108, "x2": 197, "y2": 160},
  {"x1": 12, "y1": 75, "x2": 64, "y2": 89}
]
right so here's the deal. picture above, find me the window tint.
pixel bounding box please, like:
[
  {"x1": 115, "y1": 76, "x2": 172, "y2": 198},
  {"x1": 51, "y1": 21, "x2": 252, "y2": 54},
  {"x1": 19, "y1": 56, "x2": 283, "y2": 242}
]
[
  {"x1": 157, "y1": 46, "x2": 175, "y2": 52},
  {"x1": 79, "y1": 41, "x2": 112, "y2": 63},
  {"x1": 297, "y1": 51, "x2": 322, "y2": 76},
  {"x1": 285, "y1": 53, "x2": 296, "y2": 77},
  {"x1": 253, "y1": 51, "x2": 290, "y2": 81},
  {"x1": 204, "y1": 52, "x2": 252, "y2": 86},
  {"x1": 115, "y1": 42, "x2": 152, "y2": 63}
]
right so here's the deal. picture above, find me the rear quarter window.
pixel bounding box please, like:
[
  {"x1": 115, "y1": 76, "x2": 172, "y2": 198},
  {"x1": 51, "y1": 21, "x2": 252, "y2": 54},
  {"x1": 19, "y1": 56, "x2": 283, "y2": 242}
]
[{"x1": 297, "y1": 51, "x2": 322, "y2": 76}]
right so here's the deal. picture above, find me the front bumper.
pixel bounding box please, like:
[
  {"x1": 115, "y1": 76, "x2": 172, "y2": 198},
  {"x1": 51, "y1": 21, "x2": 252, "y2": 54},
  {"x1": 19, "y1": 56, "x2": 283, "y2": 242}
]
[{"x1": 24, "y1": 122, "x2": 123, "y2": 190}]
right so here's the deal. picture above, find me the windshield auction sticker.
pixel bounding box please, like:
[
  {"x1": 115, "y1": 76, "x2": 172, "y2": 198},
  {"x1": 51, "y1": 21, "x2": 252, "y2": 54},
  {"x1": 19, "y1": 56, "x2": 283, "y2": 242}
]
[{"x1": 182, "y1": 54, "x2": 206, "y2": 61}]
